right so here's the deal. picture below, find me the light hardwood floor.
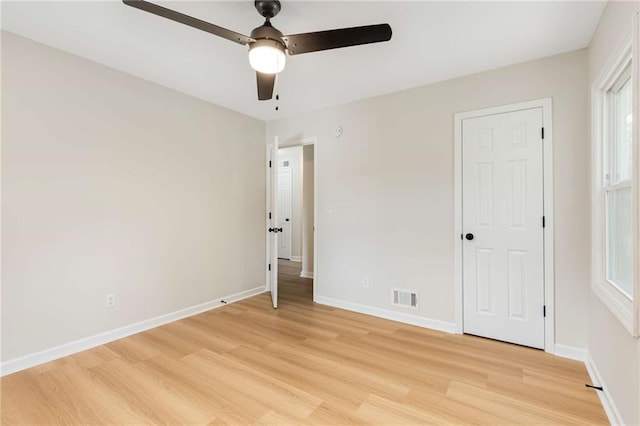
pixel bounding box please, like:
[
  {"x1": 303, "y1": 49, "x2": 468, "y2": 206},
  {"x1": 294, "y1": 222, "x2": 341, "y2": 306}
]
[{"x1": 1, "y1": 260, "x2": 607, "y2": 425}]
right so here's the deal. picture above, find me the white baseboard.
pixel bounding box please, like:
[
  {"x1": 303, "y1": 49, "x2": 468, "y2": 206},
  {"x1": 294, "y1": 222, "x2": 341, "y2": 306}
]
[
  {"x1": 315, "y1": 296, "x2": 457, "y2": 334},
  {"x1": 585, "y1": 354, "x2": 624, "y2": 425},
  {"x1": 553, "y1": 344, "x2": 588, "y2": 361},
  {"x1": 290, "y1": 256, "x2": 302, "y2": 262},
  {"x1": 0, "y1": 286, "x2": 265, "y2": 377},
  {"x1": 300, "y1": 271, "x2": 314, "y2": 279}
]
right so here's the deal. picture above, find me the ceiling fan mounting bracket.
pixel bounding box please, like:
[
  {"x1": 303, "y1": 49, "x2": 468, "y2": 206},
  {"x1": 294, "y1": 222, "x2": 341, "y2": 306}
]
[{"x1": 255, "y1": 1, "x2": 281, "y2": 19}]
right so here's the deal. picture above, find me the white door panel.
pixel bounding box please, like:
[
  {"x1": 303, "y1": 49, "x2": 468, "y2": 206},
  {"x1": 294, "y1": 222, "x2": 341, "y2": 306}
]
[
  {"x1": 268, "y1": 142, "x2": 279, "y2": 309},
  {"x1": 277, "y1": 167, "x2": 292, "y2": 260},
  {"x1": 462, "y1": 107, "x2": 544, "y2": 349}
]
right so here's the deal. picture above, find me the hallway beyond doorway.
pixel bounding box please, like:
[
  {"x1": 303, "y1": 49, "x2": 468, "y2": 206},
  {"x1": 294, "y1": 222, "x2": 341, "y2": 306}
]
[{"x1": 278, "y1": 259, "x2": 313, "y2": 306}]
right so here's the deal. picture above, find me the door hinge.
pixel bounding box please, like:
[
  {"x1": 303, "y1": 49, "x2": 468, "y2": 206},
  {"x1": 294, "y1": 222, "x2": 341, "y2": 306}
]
[
  {"x1": 268, "y1": 263, "x2": 271, "y2": 271},
  {"x1": 542, "y1": 216, "x2": 546, "y2": 228},
  {"x1": 269, "y1": 160, "x2": 272, "y2": 168},
  {"x1": 541, "y1": 127, "x2": 545, "y2": 140},
  {"x1": 460, "y1": 233, "x2": 463, "y2": 240},
  {"x1": 269, "y1": 212, "x2": 272, "y2": 220},
  {"x1": 543, "y1": 305, "x2": 547, "y2": 317}
]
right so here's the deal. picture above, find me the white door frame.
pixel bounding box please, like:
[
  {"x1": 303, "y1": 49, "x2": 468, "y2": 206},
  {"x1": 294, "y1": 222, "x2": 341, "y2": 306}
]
[
  {"x1": 453, "y1": 98, "x2": 555, "y2": 353},
  {"x1": 267, "y1": 137, "x2": 319, "y2": 302},
  {"x1": 265, "y1": 144, "x2": 271, "y2": 293}
]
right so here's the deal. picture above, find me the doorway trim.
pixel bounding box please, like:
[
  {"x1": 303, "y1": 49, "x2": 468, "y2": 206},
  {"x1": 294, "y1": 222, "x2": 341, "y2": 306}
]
[
  {"x1": 267, "y1": 137, "x2": 319, "y2": 303},
  {"x1": 453, "y1": 98, "x2": 555, "y2": 353}
]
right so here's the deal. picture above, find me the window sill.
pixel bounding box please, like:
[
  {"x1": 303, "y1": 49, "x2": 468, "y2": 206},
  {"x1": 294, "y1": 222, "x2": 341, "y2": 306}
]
[{"x1": 593, "y1": 281, "x2": 636, "y2": 336}]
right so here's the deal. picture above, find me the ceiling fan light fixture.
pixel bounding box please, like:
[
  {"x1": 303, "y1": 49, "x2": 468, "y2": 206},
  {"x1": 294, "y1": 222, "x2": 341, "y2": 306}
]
[{"x1": 249, "y1": 40, "x2": 286, "y2": 74}]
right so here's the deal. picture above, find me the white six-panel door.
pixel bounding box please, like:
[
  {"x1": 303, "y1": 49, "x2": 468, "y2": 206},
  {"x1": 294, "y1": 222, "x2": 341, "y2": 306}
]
[
  {"x1": 277, "y1": 167, "x2": 292, "y2": 260},
  {"x1": 462, "y1": 107, "x2": 545, "y2": 349}
]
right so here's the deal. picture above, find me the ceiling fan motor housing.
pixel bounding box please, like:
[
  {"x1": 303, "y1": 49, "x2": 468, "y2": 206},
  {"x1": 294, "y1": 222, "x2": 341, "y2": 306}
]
[
  {"x1": 255, "y1": 0, "x2": 281, "y2": 19},
  {"x1": 250, "y1": 21, "x2": 287, "y2": 50}
]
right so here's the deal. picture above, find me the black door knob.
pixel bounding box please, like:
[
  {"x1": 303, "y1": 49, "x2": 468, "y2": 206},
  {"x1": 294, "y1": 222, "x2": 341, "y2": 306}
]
[{"x1": 465, "y1": 233, "x2": 474, "y2": 241}]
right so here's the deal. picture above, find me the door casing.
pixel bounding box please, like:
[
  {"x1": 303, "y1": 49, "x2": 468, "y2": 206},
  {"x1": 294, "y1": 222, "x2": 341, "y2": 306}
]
[
  {"x1": 454, "y1": 98, "x2": 555, "y2": 354},
  {"x1": 266, "y1": 137, "x2": 319, "y2": 304}
]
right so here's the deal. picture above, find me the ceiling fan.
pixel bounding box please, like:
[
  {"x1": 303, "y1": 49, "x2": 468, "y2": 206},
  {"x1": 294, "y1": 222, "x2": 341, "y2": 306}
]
[{"x1": 122, "y1": 0, "x2": 392, "y2": 101}]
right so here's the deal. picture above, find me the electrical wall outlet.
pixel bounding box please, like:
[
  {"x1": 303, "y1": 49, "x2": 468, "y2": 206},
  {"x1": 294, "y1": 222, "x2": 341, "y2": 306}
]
[
  {"x1": 105, "y1": 293, "x2": 116, "y2": 308},
  {"x1": 362, "y1": 276, "x2": 370, "y2": 288}
]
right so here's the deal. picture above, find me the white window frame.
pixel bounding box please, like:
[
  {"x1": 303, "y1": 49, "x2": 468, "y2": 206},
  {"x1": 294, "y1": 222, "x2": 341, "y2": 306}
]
[
  {"x1": 604, "y1": 62, "x2": 633, "y2": 298},
  {"x1": 591, "y1": 14, "x2": 639, "y2": 336}
]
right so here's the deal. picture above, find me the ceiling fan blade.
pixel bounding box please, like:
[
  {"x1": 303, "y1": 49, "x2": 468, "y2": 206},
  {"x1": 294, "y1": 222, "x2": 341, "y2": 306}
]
[
  {"x1": 257, "y1": 72, "x2": 276, "y2": 101},
  {"x1": 122, "y1": 0, "x2": 253, "y2": 46},
  {"x1": 283, "y1": 24, "x2": 392, "y2": 55}
]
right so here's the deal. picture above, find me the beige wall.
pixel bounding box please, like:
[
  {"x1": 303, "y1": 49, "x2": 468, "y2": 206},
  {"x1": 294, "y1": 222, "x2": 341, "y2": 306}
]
[
  {"x1": 1, "y1": 32, "x2": 266, "y2": 362},
  {"x1": 268, "y1": 48, "x2": 590, "y2": 348},
  {"x1": 587, "y1": 2, "x2": 640, "y2": 425}
]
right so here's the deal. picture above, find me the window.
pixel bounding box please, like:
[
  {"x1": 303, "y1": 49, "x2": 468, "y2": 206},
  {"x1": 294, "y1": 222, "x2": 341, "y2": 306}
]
[
  {"x1": 591, "y1": 26, "x2": 638, "y2": 336},
  {"x1": 605, "y1": 63, "x2": 633, "y2": 299}
]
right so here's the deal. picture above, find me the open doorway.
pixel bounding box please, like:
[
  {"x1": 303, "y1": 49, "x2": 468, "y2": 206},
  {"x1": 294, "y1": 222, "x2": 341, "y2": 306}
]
[
  {"x1": 275, "y1": 147, "x2": 299, "y2": 262},
  {"x1": 266, "y1": 138, "x2": 316, "y2": 308}
]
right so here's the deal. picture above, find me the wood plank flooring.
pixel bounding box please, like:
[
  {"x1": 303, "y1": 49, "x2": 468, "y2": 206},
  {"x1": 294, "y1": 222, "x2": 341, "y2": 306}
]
[{"x1": 1, "y1": 260, "x2": 607, "y2": 425}]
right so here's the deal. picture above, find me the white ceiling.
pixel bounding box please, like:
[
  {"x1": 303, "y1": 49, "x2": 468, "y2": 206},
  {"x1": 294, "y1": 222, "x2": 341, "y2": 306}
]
[{"x1": 2, "y1": 1, "x2": 606, "y2": 121}]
